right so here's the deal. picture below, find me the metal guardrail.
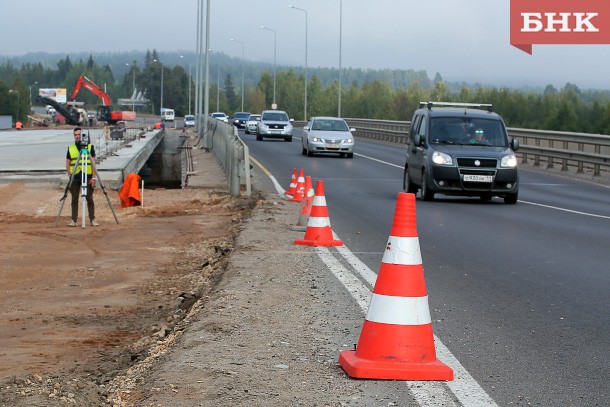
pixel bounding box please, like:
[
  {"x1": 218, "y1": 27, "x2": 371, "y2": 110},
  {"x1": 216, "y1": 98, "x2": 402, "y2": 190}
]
[
  {"x1": 201, "y1": 119, "x2": 251, "y2": 197},
  {"x1": 344, "y1": 118, "x2": 610, "y2": 178}
]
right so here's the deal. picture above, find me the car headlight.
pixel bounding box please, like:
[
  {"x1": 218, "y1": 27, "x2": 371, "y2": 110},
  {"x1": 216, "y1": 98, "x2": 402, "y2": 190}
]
[
  {"x1": 259, "y1": 123, "x2": 268, "y2": 130},
  {"x1": 432, "y1": 151, "x2": 453, "y2": 166},
  {"x1": 342, "y1": 138, "x2": 353, "y2": 143},
  {"x1": 501, "y1": 154, "x2": 518, "y2": 168},
  {"x1": 312, "y1": 137, "x2": 321, "y2": 142}
]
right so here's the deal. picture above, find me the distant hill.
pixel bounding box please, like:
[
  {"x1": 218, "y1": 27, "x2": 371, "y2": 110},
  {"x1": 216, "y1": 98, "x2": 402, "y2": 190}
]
[{"x1": 1, "y1": 50, "x2": 437, "y2": 91}]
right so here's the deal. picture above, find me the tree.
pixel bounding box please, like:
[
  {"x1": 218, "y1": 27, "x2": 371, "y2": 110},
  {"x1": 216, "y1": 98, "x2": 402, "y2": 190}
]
[{"x1": 224, "y1": 74, "x2": 236, "y2": 112}]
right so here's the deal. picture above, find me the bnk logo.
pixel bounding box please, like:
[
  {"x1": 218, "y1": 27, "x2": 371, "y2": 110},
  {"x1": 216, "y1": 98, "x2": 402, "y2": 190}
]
[{"x1": 510, "y1": 0, "x2": 610, "y2": 54}]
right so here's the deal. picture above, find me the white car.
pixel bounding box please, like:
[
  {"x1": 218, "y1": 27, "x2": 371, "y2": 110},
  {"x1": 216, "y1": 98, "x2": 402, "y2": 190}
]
[
  {"x1": 302, "y1": 117, "x2": 355, "y2": 158},
  {"x1": 184, "y1": 114, "x2": 195, "y2": 127},
  {"x1": 245, "y1": 114, "x2": 261, "y2": 134},
  {"x1": 211, "y1": 112, "x2": 228, "y2": 123}
]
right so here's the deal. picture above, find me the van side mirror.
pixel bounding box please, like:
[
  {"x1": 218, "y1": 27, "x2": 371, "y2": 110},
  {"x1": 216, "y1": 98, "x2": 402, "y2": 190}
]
[
  {"x1": 511, "y1": 138, "x2": 520, "y2": 151},
  {"x1": 414, "y1": 134, "x2": 424, "y2": 147},
  {"x1": 303, "y1": 126, "x2": 309, "y2": 131}
]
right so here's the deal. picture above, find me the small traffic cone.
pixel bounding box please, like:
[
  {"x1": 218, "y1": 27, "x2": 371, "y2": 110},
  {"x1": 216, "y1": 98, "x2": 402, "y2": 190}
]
[
  {"x1": 338, "y1": 192, "x2": 453, "y2": 381},
  {"x1": 294, "y1": 180, "x2": 343, "y2": 246},
  {"x1": 291, "y1": 176, "x2": 314, "y2": 232},
  {"x1": 284, "y1": 168, "x2": 297, "y2": 198},
  {"x1": 288, "y1": 169, "x2": 305, "y2": 202}
]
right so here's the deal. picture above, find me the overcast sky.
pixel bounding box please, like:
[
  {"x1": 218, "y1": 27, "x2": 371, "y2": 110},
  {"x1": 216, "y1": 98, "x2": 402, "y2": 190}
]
[{"x1": 2, "y1": 0, "x2": 610, "y2": 90}]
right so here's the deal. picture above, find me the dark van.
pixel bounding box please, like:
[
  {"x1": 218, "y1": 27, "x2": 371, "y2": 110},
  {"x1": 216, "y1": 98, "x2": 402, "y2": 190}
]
[{"x1": 403, "y1": 102, "x2": 520, "y2": 204}]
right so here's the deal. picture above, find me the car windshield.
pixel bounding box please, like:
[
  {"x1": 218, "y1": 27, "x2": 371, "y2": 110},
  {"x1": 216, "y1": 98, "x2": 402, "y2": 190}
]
[
  {"x1": 212, "y1": 113, "x2": 226, "y2": 118},
  {"x1": 185, "y1": 115, "x2": 194, "y2": 120},
  {"x1": 430, "y1": 117, "x2": 507, "y2": 147},
  {"x1": 262, "y1": 112, "x2": 289, "y2": 121},
  {"x1": 311, "y1": 119, "x2": 349, "y2": 132},
  {"x1": 235, "y1": 113, "x2": 250, "y2": 119},
  {"x1": 248, "y1": 115, "x2": 261, "y2": 121}
]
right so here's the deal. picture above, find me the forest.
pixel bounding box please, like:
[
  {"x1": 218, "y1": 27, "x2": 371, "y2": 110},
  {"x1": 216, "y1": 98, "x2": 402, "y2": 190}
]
[{"x1": 1, "y1": 49, "x2": 610, "y2": 134}]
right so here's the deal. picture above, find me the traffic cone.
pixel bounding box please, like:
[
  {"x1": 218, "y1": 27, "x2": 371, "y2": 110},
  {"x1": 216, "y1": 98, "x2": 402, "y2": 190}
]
[
  {"x1": 338, "y1": 192, "x2": 453, "y2": 381},
  {"x1": 284, "y1": 168, "x2": 297, "y2": 198},
  {"x1": 291, "y1": 176, "x2": 314, "y2": 231},
  {"x1": 294, "y1": 180, "x2": 343, "y2": 246},
  {"x1": 288, "y1": 169, "x2": 305, "y2": 202}
]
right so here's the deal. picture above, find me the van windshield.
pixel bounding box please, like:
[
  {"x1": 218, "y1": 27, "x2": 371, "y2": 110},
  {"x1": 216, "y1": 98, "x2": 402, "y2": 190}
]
[{"x1": 430, "y1": 117, "x2": 507, "y2": 147}]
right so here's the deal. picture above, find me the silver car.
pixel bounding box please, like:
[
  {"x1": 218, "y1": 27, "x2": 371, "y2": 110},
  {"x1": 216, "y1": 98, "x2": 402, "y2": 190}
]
[
  {"x1": 301, "y1": 117, "x2": 355, "y2": 158},
  {"x1": 256, "y1": 110, "x2": 293, "y2": 142},
  {"x1": 245, "y1": 114, "x2": 261, "y2": 134}
]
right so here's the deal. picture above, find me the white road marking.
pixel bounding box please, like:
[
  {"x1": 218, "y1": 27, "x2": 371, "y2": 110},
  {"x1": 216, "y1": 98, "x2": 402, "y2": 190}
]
[{"x1": 519, "y1": 200, "x2": 610, "y2": 219}]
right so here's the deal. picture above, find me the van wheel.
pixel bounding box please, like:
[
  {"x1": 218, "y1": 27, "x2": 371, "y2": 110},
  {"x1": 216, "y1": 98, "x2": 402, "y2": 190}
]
[
  {"x1": 256, "y1": 133, "x2": 262, "y2": 141},
  {"x1": 504, "y1": 191, "x2": 518, "y2": 204},
  {"x1": 403, "y1": 167, "x2": 418, "y2": 194},
  {"x1": 421, "y1": 175, "x2": 435, "y2": 201}
]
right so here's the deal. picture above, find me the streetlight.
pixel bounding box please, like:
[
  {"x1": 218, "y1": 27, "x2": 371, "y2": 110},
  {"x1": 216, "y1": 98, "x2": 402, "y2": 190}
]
[
  {"x1": 126, "y1": 62, "x2": 136, "y2": 111},
  {"x1": 338, "y1": 0, "x2": 343, "y2": 117},
  {"x1": 261, "y1": 25, "x2": 277, "y2": 108},
  {"x1": 153, "y1": 59, "x2": 164, "y2": 113},
  {"x1": 289, "y1": 5, "x2": 308, "y2": 121},
  {"x1": 231, "y1": 38, "x2": 245, "y2": 112},
  {"x1": 29, "y1": 81, "x2": 38, "y2": 108}
]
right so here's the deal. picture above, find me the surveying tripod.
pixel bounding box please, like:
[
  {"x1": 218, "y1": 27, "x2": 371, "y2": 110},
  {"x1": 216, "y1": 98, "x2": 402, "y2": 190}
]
[{"x1": 55, "y1": 137, "x2": 119, "y2": 228}]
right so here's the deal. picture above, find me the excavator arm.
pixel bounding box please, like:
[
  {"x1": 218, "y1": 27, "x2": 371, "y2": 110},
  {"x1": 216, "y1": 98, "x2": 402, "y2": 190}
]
[{"x1": 68, "y1": 74, "x2": 112, "y2": 105}]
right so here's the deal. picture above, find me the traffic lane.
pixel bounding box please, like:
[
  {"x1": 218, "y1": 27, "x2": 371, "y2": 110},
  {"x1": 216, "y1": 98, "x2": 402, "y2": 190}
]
[
  {"x1": 518, "y1": 168, "x2": 610, "y2": 217},
  {"x1": 245, "y1": 133, "x2": 610, "y2": 405},
  {"x1": 418, "y1": 198, "x2": 610, "y2": 406}
]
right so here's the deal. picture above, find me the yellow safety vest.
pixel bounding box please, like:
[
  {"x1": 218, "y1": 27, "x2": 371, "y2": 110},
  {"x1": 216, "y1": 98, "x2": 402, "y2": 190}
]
[{"x1": 68, "y1": 144, "x2": 93, "y2": 175}]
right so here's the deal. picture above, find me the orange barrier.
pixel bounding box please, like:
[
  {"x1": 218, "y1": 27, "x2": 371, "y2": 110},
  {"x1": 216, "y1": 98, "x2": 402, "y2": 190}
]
[
  {"x1": 338, "y1": 192, "x2": 453, "y2": 381},
  {"x1": 119, "y1": 173, "x2": 142, "y2": 208},
  {"x1": 284, "y1": 168, "x2": 297, "y2": 198},
  {"x1": 294, "y1": 180, "x2": 343, "y2": 246}
]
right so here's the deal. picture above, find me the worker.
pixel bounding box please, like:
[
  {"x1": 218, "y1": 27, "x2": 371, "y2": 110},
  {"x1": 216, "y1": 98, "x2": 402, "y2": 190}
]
[
  {"x1": 15, "y1": 121, "x2": 23, "y2": 130},
  {"x1": 65, "y1": 127, "x2": 99, "y2": 227}
]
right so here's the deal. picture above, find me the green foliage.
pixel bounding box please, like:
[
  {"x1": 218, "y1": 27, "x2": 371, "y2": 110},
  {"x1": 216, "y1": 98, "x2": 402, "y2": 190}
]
[{"x1": 2, "y1": 50, "x2": 610, "y2": 134}]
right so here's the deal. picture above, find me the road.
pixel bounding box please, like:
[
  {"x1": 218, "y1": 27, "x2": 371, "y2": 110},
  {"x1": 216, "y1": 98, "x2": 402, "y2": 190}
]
[{"x1": 242, "y1": 128, "x2": 610, "y2": 406}]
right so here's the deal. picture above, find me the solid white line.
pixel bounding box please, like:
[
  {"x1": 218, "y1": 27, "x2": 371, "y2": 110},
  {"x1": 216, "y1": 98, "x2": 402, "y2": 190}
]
[
  {"x1": 315, "y1": 247, "x2": 371, "y2": 311},
  {"x1": 248, "y1": 156, "x2": 286, "y2": 196},
  {"x1": 354, "y1": 152, "x2": 403, "y2": 169},
  {"x1": 519, "y1": 200, "x2": 610, "y2": 219}
]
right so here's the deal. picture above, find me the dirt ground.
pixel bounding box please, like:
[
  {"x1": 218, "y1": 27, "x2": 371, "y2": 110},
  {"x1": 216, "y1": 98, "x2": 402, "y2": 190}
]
[{"x1": 0, "y1": 178, "x2": 255, "y2": 406}]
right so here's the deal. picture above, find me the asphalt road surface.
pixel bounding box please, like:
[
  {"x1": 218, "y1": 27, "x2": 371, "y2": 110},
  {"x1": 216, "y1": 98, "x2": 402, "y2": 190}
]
[{"x1": 242, "y1": 128, "x2": 610, "y2": 407}]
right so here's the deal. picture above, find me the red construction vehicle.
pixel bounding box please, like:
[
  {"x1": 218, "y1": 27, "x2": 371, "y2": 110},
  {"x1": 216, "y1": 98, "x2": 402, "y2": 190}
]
[{"x1": 68, "y1": 74, "x2": 136, "y2": 124}]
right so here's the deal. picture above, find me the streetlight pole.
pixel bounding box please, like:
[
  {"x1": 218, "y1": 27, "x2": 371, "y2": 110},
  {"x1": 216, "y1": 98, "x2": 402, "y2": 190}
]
[
  {"x1": 217, "y1": 60, "x2": 220, "y2": 112},
  {"x1": 261, "y1": 26, "x2": 277, "y2": 108},
  {"x1": 153, "y1": 59, "x2": 164, "y2": 113},
  {"x1": 231, "y1": 38, "x2": 245, "y2": 112},
  {"x1": 29, "y1": 81, "x2": 38, "y2": 108},
  {"x1": 289, "y1": 5, "x2": 308, "y2": 121},
  {"x1": 338, "y1": 0, "x2": 343, "y2": 118}
]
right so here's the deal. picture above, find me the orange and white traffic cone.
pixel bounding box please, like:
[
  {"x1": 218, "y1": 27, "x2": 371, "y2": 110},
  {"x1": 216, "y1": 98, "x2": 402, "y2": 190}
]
[
  {"x1": 294, "y1": 180, "x2": 343, "y2": 246},
  {"x1": 291, "y1": 176, "x2": 314, "y2": 231},
  {"x1": 288, "y1": 169, "x2": 305, "y2": 202},
  {"x1": 284, "y1": 168, "x2": 297, "y2": 198},
  {"x1": 338, "y1": 192, "x2": 453, "y2": 381}
]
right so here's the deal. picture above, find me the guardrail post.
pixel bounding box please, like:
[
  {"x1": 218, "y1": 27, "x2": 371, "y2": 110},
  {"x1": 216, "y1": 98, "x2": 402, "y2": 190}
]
[
  {"x1": 547, "y1": 140, "x2": 554, "y2": 169},
  {"x1": 561, "y1": 141, "x2": 569, "y2": 171},
  {"x1": 577, "y1": 142, "x2": 584, "y2": 173},
  {"x1": 594, "y1": 144, "x2": 601, "y2": 176},
  {"x1": 534, "y1": 138, "x2": 541, "y2": 166}
]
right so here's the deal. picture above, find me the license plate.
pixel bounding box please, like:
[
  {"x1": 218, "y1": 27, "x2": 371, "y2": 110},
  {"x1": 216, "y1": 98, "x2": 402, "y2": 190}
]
[
  {"x1": 463, "y1": 174, "x2": 493, "y2": 182},
  {"x1": 325, "y1": 145, "x2": 340, "y2": 150}
]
